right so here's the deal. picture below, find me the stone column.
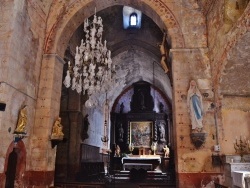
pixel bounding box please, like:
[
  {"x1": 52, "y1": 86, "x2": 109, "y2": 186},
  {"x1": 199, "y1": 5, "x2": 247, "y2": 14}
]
[
  {"x1": 170, "y1": 48, "x2": 216, "y2": 187},
  {"x1": 26, "y1": 54, "x2": 65, "y2": 186},
  {"x1": 67, "y1": 112, "x2": 82, "y2": 180}
]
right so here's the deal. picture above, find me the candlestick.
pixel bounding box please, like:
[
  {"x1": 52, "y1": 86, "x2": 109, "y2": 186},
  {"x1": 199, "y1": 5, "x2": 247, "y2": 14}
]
[{"x1": 234, "y1": 135, "x2": 249, "y2": 162}]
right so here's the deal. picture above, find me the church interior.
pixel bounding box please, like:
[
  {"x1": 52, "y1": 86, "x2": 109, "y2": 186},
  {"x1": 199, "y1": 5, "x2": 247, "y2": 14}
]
[{"x1": 0, "y1": 0, "x2": 250, "y2": 188}]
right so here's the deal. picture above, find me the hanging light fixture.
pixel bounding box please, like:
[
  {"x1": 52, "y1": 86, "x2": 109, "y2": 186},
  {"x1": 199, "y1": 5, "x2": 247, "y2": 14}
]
[
  {"x1": 63, "y1": 9, "x2": 115, "y2": 107},
  {"x1": 101, "y1": 92, "x2": 109, "y2": 143}
]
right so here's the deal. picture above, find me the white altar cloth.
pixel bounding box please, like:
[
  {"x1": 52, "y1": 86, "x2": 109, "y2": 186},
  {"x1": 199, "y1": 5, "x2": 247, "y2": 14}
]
[
  {"x1": 232, "y1": 171, "x2": 250, "y2": 188},
  {"x1": 121, "y1": 155, "x2": 161, "y2": 164}
]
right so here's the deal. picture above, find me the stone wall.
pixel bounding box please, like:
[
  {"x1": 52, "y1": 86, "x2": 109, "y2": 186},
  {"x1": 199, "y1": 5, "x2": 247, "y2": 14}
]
[
  {"x1": 0, "y1": 0, "x2": 48, "y2": 187},
  {"x1": 221, "y1": 96, "x2": 250, "y2": 154},
  {"x1": 171, "y1": 48, "x2": 221, "y2": 186},
  {"x1": 0, "y1": 0, "x2": 249, "y2": 187},
  {"x1": 206, "y1": 0, "x2": 250, "y2": 160}
]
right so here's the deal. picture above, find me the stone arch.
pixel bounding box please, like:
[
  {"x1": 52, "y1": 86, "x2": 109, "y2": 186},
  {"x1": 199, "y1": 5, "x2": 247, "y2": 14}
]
[
  {"x1": 4, "y1": 141, "x2": 26, "y2": 187},
  {"x1": 44, "y1": 0, "x2": 185, "y2": 57}
]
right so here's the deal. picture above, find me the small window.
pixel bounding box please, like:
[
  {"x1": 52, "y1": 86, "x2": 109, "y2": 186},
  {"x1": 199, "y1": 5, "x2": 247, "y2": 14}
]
[
  {"x1": 123, "y1": 6, "x2": 142, "y2": 29},
  {"x1": 130, "y1": 13, "x2": 137, "y2": 26}
]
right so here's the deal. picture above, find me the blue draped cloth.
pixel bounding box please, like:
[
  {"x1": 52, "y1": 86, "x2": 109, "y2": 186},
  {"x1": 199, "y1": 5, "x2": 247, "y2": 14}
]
[{"x1": 191, "y1": 94, "x2": 202, "y2": 120}]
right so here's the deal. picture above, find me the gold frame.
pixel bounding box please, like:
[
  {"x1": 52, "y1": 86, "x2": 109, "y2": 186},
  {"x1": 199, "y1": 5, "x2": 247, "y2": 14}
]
[{"x1": 130, "y1": 121, "x2": 153, "y2": 148}]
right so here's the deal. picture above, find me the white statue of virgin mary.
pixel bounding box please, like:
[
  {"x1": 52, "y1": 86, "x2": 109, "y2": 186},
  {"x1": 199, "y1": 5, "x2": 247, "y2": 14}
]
[{"x1": 187, "y1": 80, "x2": 204, "y2": 132}]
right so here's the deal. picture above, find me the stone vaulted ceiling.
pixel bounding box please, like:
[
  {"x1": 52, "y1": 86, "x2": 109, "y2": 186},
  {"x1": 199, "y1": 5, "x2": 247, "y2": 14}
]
[
  {"x1": 67, "y1": 5, "x2": 173, "y2": 103},
  {"x1": 51, "y1": 0, "x2": 249, "y2": 101}
]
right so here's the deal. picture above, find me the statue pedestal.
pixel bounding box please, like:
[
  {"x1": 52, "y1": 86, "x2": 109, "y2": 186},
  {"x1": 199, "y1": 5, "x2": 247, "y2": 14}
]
[
  {"x1": 50, "y1": 137, "x2": 66, "y2": 148},
  {"x1": 190, "y1": 132, "x2": 207, "y2": 148}
]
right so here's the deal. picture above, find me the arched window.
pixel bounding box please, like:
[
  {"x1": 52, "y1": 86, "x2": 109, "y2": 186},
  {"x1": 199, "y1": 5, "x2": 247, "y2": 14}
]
[
  {"x1": 123, "y1": 6, "x2": 142, "y2": 29},
  {"x1": 130, "y1": 13, "x2": 137, "y2": 26}
]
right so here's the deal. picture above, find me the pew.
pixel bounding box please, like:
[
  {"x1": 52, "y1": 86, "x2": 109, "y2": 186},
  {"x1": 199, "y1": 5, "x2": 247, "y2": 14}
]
[{"x1": 76, "y1": 162, "x2": 105, "y2": 182}]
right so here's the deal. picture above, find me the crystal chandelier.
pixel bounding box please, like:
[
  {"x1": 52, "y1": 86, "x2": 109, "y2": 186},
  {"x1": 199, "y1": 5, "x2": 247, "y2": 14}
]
[{"x1": 63, "y1": 11, "x2": 115, "y2": 107}]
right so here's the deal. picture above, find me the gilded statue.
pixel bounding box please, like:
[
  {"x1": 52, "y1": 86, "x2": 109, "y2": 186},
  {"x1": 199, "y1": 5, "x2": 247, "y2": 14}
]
[
  {"x1": 14, "y1": 105, "x2": 27, "y2": 133},
  {"x1": 51, "y1": 117, "x2": 64, "y2": 140},
  {"x1": 158, "y1": 30, "x2": 169, "y2": 73}
]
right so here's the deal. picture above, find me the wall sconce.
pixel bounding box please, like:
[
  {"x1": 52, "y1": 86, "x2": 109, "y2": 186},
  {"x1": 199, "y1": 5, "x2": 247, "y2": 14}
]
[{"x1": 190, "y1": 132, "x2": 207, "y2": 149}]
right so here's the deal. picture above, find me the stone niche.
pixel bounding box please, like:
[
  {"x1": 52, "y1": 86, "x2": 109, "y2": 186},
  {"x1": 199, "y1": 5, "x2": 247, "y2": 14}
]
[{"x1": 130, "y1": 81, "x2": 154, "y2": 112}]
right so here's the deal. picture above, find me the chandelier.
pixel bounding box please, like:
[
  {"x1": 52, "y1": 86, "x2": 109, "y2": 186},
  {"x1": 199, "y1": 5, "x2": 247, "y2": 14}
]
[{"x1": 63, "y1": 11, "x2": 115, "y2": 106}]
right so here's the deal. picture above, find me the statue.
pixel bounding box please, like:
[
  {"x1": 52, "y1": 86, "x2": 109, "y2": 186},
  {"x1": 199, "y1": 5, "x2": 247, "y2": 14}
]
[
  {"x1": 120, "y1": 102, "x2": 124, "y2": 114},
  {"x1": 51, "y1": 117, "x2": 64, "y2": 140},
  {"x1": 158, "y1": 122, "x2": 166, "y2": 143},
  {"x1": 114, "y1": 145, "x2": 121, "y2": 157},
  {"x1": 81, "y1": 114, "x2": 89, "y2": 141},
  {"x1": 139, "y1": 89, "x2": 146, "y2": 110},
  {"x1": 187, "y1": 80, "x2": 204, "y2": 133},
  {"x1": 163, "y1": 145, "x2": 170, "y2": 157},
  {"x1": 14, "y1": 105, "x2": 27, "y2": 133},
  {"x1": 158, "y1": 30, "x2": 169, "y2": 73},
  {"x1": 118, "y1": 123, "x2": 124, "y2": 142},
  {"x1": 159, "y1": 102, "x2": 164, "y2": 113}
]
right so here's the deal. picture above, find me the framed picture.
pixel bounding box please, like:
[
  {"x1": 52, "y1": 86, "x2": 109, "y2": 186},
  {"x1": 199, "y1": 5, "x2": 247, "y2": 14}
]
[{"x1": 130, "y1": 121, "x2": 153, "y2": 148}]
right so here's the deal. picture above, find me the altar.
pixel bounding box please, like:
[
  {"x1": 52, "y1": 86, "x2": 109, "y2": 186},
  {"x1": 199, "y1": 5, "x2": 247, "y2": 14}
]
[
  {"x1": 224, "y1": 162, "x2": 250, "y2": 187},
  {"x1": 232, "y1": 171, "x2": 250, "y2": 188},
  {"x1": 121, "y1": 155, "x2": 161, "y2": 171}
]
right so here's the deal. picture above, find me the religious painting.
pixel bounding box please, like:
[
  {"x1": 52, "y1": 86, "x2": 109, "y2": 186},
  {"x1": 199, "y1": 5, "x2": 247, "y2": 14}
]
[{"x1": 130, "y1": 121, "x2": 153, "y2": 148}]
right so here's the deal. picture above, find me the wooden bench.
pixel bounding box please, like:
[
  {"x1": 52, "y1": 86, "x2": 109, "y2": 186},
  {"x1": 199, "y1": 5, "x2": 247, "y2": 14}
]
[{"x1": 76, "y1": 162, "x2": 105, "y2": 182}]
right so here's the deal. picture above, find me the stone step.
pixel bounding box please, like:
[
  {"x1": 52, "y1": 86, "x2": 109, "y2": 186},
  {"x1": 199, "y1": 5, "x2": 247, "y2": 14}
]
[{"x1": 112, "y1": 170, "x2": 172, "y2": 182}]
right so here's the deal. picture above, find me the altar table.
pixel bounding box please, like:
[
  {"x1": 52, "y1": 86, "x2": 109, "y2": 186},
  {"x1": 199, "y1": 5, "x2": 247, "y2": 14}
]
[
  {"x1": 121, "y1": 155, "x2": 161, "y2": 171},
  {"x1": 232, "y1": 171, "x2": 250, "y2": 188},
  {"x1": 123, "y1": 163, "x2": 152, "y2": 170}
]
